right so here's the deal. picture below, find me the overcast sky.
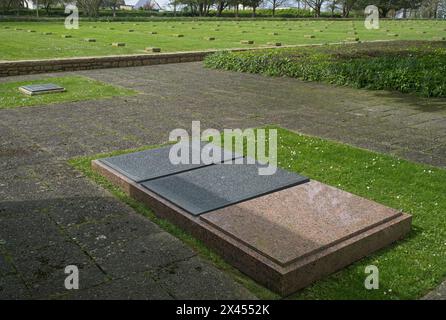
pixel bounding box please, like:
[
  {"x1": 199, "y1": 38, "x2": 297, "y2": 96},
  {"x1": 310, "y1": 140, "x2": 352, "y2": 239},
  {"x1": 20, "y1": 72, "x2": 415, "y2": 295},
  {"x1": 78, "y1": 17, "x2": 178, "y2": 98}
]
[{"x1": 125, "y1": 0, "x2": 171, "y2": 8}]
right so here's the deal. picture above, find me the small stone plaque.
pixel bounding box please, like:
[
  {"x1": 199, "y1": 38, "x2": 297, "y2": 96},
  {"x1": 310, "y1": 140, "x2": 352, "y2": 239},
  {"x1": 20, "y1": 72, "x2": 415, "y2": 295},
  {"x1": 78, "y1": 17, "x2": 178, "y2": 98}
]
[
  {"x1": 18, "y1": 83, "x2": 66, "y2": 96},
  {"x1": 141, "y1": 163, "x2": 309, "y2": 215},
  {"x1": 99, "y1": 143, "x2": 243, "y2": 183}
]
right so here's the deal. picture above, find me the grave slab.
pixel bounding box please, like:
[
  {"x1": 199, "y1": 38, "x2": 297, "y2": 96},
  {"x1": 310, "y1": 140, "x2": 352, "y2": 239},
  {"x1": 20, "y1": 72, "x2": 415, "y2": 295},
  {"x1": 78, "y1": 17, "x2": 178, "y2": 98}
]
[
  {"x1": 200, "y1": 181, "x2": 406, "y2": 267},
  {"x1": 92, "y1": 151, "x2": 411, "y2": 296},
  {"x1": 141, "y1": 163, "x2": 308, "y2": 215},
  {"x1": 18, "y1": 84, "x2": 65, "y2": 96},
  {"x1": 99, "y1": 143, "x2": 243, "y2": 183}
]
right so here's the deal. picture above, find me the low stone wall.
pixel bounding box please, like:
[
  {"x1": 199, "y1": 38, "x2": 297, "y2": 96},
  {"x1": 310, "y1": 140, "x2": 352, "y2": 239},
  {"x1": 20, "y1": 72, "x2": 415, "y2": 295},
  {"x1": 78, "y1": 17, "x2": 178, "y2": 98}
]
[
  {"x1": 0, "y1": 50, "x2": 216, "y2": 77},
  {"x1": 0, "y1": 40, "x2": 395, "y2": 78}
]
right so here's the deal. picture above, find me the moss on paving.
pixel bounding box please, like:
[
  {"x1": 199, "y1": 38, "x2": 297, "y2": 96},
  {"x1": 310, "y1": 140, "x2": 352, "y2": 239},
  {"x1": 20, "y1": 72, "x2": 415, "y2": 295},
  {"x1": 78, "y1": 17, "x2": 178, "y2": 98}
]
[
  {"x1": 0, "y1": 19, "x2": 445, "y2": 60},
  {"x1": 69, "y1": 127, "x2": 446, "y2": 300},
  {"x1": 0, "y1": 76, "x2": 137, "y2": 109}
]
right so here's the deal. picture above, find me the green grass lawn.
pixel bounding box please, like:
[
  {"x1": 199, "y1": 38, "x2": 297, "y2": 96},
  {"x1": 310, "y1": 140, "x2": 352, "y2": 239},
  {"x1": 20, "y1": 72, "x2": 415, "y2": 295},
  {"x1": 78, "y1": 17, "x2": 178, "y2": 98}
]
[
  {"x1": 0, "y1": 76, "x2": 137, "y2": 109},
  {"x1": 0, "y1": 19, "x2": 445, "y2": 60},
  {"x1": 69, "y1": 126, "x2": 446, "y2": 300}
]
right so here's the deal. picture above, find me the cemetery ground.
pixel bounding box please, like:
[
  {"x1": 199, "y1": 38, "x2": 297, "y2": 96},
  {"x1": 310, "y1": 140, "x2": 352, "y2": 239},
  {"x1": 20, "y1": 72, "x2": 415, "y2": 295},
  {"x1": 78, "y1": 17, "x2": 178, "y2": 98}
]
[
  {"x1": 0, "y1": 19, "x2": 446, "y2": 61},
  {"x1": 1, "y1": 60, "x2": 446, "y2": 299}
]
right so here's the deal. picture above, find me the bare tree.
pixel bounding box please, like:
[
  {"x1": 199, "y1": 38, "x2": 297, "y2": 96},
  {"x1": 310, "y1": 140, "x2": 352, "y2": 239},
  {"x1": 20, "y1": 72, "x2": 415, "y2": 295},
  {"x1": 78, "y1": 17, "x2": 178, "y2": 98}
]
[
  {"x1": 102, "y1": 0, "x2": 124, "y2": 17},
  {"x1": 215, "y1": 0, "x2": 229, "y2": 16},
  {"x1": 76, "y1": 0, "x2": 103, "y2": 17},
  {"x1": 266, "y1": 0, "x2": 288, "y2": 16},
  {"x1": 242, "y1": 0, "x2": 261, "y2": 16},
  {"x1": 328, "y1": 0, "x2": 339, "y2": 16},
  {"x1": 304, "y1": 0, "x2": 325, "y2": 17},
  {"x1": 340, "y1": 0, "x2": 356, "y2": 17}
]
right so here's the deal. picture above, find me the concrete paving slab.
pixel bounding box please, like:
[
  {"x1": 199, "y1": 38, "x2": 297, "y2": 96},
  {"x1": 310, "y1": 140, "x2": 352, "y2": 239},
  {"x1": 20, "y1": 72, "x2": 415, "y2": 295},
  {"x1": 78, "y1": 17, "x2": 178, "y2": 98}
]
[
  {"x1": 67, "y1": 215, "x2": 163, "y2": 251},
  {"x1": 88, "y1": 232, "x2": 196, "y2": 278},
  {"x1": 13, "y1": 241, "x2": 107, "y2": 298},
  {"x1": 62, "y1": 272, "x2": 173, "y2": 300},
  {"x1": 0, "y1": 275, "x2": 30, "y2": 299},
  {"x1": 141, "y1": 163, "x2": 309, "y2": 215},
  {"x1": 152, "y1": 256, "x2": 257, "y2": 300},
  {"x1": 0, "y1": 255, "x2": 14, "y2": 277}
]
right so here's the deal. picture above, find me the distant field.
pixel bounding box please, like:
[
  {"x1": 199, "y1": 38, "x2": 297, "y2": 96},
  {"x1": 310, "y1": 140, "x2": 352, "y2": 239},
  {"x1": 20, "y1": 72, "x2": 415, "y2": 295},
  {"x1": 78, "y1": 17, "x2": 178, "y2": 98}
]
[{"x1": 0, "y1": 19, "x2": 445, "y2": 61}]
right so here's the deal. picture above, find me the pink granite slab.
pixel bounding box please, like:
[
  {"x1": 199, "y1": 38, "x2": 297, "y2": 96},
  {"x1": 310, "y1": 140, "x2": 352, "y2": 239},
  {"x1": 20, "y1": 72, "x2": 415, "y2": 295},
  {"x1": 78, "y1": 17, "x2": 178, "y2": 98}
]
[{"x1": 200, "y1": 181, "x2": 403, "y2": 267}]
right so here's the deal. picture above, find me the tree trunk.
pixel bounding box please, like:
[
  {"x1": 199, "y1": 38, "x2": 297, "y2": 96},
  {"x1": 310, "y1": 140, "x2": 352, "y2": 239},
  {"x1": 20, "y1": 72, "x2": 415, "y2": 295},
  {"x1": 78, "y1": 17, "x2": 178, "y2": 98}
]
[
  {"x1": 217, "y1": 3, "x2": 224, "y2": 16},
  {"x1": 252, "y1": 6, "x2": 256, "y2": 18},
  {"x1": 315, "y1": 5, "x2": 321, "y2": 17}
]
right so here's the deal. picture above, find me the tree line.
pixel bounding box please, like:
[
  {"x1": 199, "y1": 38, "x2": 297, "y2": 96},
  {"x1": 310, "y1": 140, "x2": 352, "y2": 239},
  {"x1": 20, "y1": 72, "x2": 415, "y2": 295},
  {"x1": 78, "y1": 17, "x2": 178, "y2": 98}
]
[{"x1": 0, "y1": 0, "x2": 444, "y2": 18}]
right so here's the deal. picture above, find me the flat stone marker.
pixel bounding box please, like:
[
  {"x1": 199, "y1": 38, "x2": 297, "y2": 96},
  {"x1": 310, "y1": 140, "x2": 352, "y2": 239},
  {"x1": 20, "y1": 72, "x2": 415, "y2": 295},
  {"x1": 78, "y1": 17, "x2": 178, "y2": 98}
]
[
  {"x1": 198, "y1": 181, "x2": 411, "y2": 294},
  {"x1": 99, "y1": 143, "x2": 243, "y2": 183},
  {"x1": 92, "y1": 146, "x2": 412, "y2": 295},
  {"x1": 18, "y1": 83, "x2": 66, "y2": 96},
  {"x1": 141, "y1": 163, "x2": 309, "y2": 215},
  {"x1": 201, "y1": 181, "x2": 404, "y2": 266},
  {"x1": 145, "y1": 47, "x2": 161, "y2": 53}
]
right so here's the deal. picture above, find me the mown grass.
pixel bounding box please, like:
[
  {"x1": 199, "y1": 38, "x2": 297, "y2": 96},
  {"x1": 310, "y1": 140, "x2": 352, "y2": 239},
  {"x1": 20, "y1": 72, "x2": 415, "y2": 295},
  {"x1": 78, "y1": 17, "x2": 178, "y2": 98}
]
[
  {"x1": 0, "y1": 19, "x2": 445, "y2": 60},
  {"x1": 204, "y1": 40, "x2": 446, "y2": 98},
  {"x1": 69, "y1": 126, "x2": 446, "y2": 299},
  {"x1": 0, "y1": 76, "x2": 137, "y2": 109}
]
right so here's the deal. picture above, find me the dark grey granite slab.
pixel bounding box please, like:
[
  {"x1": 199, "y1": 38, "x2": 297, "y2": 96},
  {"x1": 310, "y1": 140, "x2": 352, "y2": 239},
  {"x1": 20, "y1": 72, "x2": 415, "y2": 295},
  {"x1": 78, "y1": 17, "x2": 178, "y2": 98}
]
[
  {"x1": 19, "y1": 84, "x2": 65, "y2": 95},
  {"x1": 141, "y1": 163, "x2": 309, "y2": 215},
  {"x1": 99, "y1": 143, "x2": 243, "y2": 182}
]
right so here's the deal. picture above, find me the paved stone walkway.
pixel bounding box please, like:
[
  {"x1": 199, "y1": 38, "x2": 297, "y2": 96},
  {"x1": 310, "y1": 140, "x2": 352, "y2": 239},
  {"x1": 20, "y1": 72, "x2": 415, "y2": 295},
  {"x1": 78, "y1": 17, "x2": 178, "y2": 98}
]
[{"x1": 1, "y1": 62, "x2": 445, "y2": 299}]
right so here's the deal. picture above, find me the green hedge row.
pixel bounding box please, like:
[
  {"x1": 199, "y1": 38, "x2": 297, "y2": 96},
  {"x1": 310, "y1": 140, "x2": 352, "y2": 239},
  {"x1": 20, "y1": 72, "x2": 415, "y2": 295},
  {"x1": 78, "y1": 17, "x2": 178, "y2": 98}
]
[
  {"x1": 0, "y1": 8, "x2": 340, "y2": 18},
  {"x1": 204, "y1": 42, "x2": 446, "y2": 97}
]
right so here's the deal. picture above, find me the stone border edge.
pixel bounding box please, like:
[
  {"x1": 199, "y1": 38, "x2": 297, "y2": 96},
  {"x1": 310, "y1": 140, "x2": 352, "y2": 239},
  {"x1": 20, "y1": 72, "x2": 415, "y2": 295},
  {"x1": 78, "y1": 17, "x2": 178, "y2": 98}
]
[{"x1": 0, "y1": 40, "x2": 398, "y2": 77}]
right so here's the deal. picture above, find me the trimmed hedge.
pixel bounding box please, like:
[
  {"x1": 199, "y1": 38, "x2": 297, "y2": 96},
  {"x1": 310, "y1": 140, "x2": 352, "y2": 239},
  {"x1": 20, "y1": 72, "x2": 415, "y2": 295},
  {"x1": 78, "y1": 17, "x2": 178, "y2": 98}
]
[
  {"x1": 204, "y1": 41, "x2": 446, "y2": 97},
  {"x1": 0, "y1": 8, "x2": 340, "y2": 18}
]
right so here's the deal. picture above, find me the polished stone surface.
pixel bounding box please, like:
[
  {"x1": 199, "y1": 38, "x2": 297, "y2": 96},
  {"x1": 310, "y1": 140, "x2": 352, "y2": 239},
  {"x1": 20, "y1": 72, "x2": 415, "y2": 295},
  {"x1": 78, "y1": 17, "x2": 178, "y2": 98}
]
[
  {"x1": 141, "y1": 163, "x2": 309, "y2": 215},
  {"x1": 99, "y1": 142, "x2": 242, "y2": 182},
  {"x1": 200, "y1": 181, "x2": 403, "y2": 267}
]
